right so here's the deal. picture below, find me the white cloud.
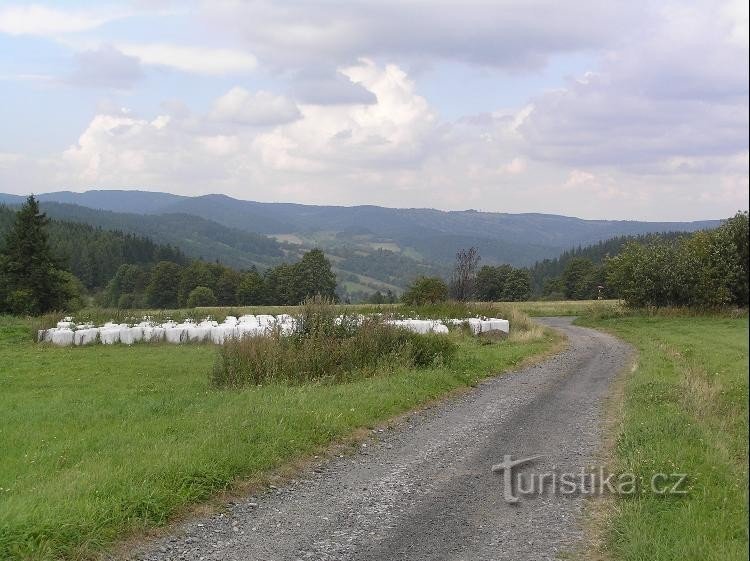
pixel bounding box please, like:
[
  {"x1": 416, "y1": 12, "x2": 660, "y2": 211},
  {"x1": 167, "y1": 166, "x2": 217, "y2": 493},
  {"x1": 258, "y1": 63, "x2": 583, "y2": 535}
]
[
  {"x1": 211, "y1": 88, "x2": 301, "y2": 126},
  {"x1": 203, "y1": 0, "x2": 640, "y2": 71},
  {"x1": 1, "y1": 1, "x2": 747, "y2": 221},
  {"x1": 0, "y1": 4, "x2": 124, "y2": 36},
  {"x1": 117, "y1": 43, "x2": 257, "y2": 75},
  {"x1": 519, "y1": 0, "x2": 748, "y2": 176}
]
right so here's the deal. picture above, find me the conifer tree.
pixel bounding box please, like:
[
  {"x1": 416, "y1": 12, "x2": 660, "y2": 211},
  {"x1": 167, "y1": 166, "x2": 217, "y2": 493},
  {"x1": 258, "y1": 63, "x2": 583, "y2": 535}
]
[{"x1": 0, "y1": 196, "x2": 70, "y2": 314}]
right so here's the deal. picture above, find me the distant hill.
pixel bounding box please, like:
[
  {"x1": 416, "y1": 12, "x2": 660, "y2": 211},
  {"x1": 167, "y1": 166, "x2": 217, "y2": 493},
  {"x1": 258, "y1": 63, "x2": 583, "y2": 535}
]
[
  {"x1": 0, "y1": 199, "x2": 288, "y2": 271},
  {"x1": 0, "y1": 190, "x2": 722, "y2": 298},
  {"x1": 0, "y1": 190, "x2": 719, "y2": 268}
]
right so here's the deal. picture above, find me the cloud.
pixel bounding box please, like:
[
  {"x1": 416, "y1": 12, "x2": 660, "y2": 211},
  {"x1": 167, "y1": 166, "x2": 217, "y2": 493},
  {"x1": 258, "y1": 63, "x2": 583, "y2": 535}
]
[
  {"x1": 210, "y1": 88, "x2": 301, "y2": 126},
  {"x1": 203, "y1": 0, "x2": 640, "y2": 71},
  {"x1": 67, "y1": 45, "x2": 143, "y2": 89},
  {"x1": 519, "y1": 1, "x2": 749, "y2": 174},
  {"x1": 2, "y1": 1, "x2": 748, "y2": 221},
  {"x1": 116, "y1": 43, "x2": 257, "y2": 75},
  {"x1": 288, "y1": 67, "x2": 377, "y2": 105},
  {"x1": 0, "y1": 4, "x2": 124, "y2": 36}
]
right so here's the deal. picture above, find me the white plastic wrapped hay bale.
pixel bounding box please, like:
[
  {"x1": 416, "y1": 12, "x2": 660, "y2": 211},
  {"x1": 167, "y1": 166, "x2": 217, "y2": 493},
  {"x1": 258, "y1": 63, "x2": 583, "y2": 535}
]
[
  {"x1": 51, "y1": 328, "x2": 74, "y2": 346},
  {"x1": 38, "y1": 329, "x2": 53, "y2": 342},
  {"x1": 120, "y1": 326, "x2": 144, "y2": 345},
  {"x1": 99, "y1": 323, "x2": 121, "y2": 345},
  {"x1": 466, "y1": 318, "x2": 483, "y2": 335},
  {"x1": 485, "y1": 318, "x2": 510, "y2": 333},
  {"x1": 74, "y1": 327, "x2": 99, "y2": 346},
  {"x1": 236, "y1": 323, "x2": 263, "y2": 338},
  {"x1": 165, "y1": 322, "x2": 188, "y2": 344},
  {"x1": 238, "y1": 314, "x2": 258, "y2": 325},
  {"x1": 187, "y1": 322, "x2": 212, "y2": 342},
  {"x1": 210, "y1": 324, "x2": 238, "y2": 344},
  {"x1": 257, "y1": 314, "x2": 276, "y2": 327},
  {"x1": 223, "y1": 315, "x2": 238, "y2": 326},
  {"x1": 429, "y1": 320, "x2": 449, "y2": 334},
  {"x1": 146, "y1": 326, "x2": 166, "y2": 342}
]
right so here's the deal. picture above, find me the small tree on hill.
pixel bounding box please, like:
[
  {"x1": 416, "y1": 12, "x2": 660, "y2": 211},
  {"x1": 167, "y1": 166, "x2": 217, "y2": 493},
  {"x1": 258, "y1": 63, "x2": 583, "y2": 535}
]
[{"x1": 0, "y1": 195, "x2": 71, "y2": 314}]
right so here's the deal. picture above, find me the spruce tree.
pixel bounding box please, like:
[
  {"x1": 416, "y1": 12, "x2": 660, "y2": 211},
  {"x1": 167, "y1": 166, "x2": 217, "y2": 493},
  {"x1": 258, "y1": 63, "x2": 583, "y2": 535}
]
[{"x1": 0, "y1": 196, "x2": 69, "y2": 314}]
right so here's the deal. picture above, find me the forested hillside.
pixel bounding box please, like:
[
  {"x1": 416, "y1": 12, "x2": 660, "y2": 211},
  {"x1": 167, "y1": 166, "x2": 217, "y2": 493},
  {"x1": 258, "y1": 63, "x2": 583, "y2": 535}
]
[
  {"x1": 10, "y1": 201, "x2": 289, "y2": 270},
  {"x1": 0, "y1": 205, "x2": 186, "y2": 290},
  {"x1": 0, "y1": 190, "x2": 720, "y2": 267}
]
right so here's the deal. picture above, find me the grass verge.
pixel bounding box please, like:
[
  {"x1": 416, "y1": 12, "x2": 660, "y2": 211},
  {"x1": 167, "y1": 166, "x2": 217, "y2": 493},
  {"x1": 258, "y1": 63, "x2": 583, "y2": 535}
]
[
  {"x1": 0, "y1": 311, "x2": 559, "y2": 560},
  {"x1": 577, "y1": 313, "x2": 748, "y2": 561}
]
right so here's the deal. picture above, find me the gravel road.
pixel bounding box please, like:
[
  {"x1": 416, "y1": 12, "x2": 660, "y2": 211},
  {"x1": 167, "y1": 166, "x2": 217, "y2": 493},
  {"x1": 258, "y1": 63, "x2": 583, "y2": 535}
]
[{"x1": 130, "y1": 317, "x2": 631, "y2": 561}]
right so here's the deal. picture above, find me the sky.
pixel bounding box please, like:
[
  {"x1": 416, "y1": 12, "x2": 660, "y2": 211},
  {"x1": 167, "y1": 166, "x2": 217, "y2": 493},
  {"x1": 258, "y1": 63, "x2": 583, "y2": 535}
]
[{"x1": 0, "y1": 1, "x2": 747, "y2": 220}]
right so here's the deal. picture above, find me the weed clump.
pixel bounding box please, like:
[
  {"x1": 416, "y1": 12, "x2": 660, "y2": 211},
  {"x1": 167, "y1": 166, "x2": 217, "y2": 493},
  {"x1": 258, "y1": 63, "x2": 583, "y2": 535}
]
[{"x1": 211, "y1": 298, "x2": 456, "y2": 387}]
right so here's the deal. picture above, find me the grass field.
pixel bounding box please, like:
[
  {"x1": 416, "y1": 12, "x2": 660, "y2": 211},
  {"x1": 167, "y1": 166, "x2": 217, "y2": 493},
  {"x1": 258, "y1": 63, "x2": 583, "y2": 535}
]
[
  {"x1": 0, "y1": 312, "x2": 558, "y2": 561},
  {"x1": 578, "y1": 314, "x2": 749, "y2": 561}
]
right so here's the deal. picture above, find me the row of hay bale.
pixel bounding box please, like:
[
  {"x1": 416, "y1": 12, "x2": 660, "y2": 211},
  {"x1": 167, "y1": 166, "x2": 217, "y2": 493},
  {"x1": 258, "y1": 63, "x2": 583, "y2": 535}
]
[
  {"x1": 446, "y1": 317, "x2": 510, "y2": 335},
  {"x1": 384, "y1": 319, "x2": 450, "y2": 334},
  {"x1": 38, "y1": 314, "x2": 509, "y2": 346}
]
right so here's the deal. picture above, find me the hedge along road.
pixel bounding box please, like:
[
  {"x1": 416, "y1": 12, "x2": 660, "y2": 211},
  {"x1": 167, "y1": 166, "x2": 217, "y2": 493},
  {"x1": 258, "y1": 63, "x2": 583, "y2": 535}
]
[{"x1": 131, "y1": 318, "x2": 631, "y2": 561}]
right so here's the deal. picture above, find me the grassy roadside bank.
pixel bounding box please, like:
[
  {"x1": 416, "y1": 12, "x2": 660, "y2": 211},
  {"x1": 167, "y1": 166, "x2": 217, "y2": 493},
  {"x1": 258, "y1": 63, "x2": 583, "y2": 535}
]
[
  {"x1": 577, "y1": 313, "x2": 748, "y2": 561},
  {"x1": 0, "y1": 312, "x2": 559, "y2": 561}
]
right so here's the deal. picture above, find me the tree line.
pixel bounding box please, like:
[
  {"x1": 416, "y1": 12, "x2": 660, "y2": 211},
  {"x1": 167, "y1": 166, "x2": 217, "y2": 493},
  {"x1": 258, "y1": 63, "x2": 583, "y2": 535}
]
[
  {"x1": 105, "y1": 248, "x2": 337, "y2": 310},
  {"x1": 607, "y1": 212, "x2": 748, "y2": 308},
  {"x1": 400, "y1": 247, "x2": 532, "y2": 305}
]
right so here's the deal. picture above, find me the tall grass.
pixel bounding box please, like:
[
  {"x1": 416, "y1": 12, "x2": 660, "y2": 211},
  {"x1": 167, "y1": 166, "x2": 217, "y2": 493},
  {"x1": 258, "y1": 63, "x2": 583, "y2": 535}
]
[{"x1": 211, "y1": 298, "x2": 456, "y2": 387}]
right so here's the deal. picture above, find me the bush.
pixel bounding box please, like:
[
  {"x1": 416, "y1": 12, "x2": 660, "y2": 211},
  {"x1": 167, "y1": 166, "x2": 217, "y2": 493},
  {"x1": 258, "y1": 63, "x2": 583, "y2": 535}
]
[
  {"x1": 187, "y1": 286, "x2": 217, "y2": 308},
  {"x1": 606, "y1": 212, "x2": 749, "y2": 309},
  {"x1": 402, "y1": 276, "x2": 449, "y2": 305},
  {"x1": 211, "y1": 298, "x2": 456, "y2": 388}
]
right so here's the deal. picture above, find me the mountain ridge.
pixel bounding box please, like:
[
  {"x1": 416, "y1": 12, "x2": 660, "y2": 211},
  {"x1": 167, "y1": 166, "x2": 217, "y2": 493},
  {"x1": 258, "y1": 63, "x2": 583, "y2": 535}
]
[{"x1": 0, "y1": 189, "x2": 722, "y2": 272}]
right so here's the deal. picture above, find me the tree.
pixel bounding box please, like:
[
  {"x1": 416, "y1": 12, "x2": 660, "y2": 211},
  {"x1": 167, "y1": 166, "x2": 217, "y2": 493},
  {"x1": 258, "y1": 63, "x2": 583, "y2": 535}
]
[
  {"x1": 605, "y1": 213, "x2": 749, "y2": 308},
  {"x1": 103, "y1": 264, "x2": 149, "y2": 308},
  {"x1": 178, "y1": 261, "x2": 215, "y2": 307},
  {"x1": 145, "y1": 261, "x2": 182, "y2": 309},
  {"x1": 291, "y1": 249, "x2": 337, "y2": 303},
  {"x1": 450, "y1": 247, "x2": 480, "y2": 301},
  {"x1": 562, "y1": 257, "x2": 598, "y2": 300},
  {"x1": 187, "y1": 286, "x2": 217, "y2": 307},
  {"x1": 0, "y1": 196, "x2": 72, "y2": 314},
  {"x1": 237, "y1": 269, "x2": 265, "y2": 305},
  {"x1": 475, "y1": 264, "x2": 510, "y2": 301},
  {"x1": 214, "y1": 268, "x2": 242, "y2": 305},
  {"x1": 502, "y1": 268, "x2": 532, "y2": 301},
  {"x1": 402, "y1": 276, "x2": 448, "y2": 305}
]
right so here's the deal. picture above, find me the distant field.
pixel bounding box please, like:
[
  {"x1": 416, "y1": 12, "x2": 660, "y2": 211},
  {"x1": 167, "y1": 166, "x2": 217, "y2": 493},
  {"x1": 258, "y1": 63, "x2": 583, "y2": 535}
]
[
  {"x1": 509, "y1": 299, "x2": 622, "y2": 317},
  {"x1": 0, "y1": 312, "x2": 558, "y2": 561},
  {"x1": 578, "y1": 314, "x2": 749, "y2": 561}
]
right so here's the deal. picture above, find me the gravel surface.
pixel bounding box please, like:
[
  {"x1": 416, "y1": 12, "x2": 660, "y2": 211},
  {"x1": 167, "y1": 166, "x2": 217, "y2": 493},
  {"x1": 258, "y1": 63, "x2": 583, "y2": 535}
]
[{"x1": 128, "y1": 317, "x2": 631, "y2": 561}]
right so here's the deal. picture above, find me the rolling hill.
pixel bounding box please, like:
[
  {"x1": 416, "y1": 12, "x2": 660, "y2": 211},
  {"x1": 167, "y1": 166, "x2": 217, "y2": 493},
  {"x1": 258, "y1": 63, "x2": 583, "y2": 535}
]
[
  {"x1": 0, "y1": 190, "x2": 719, "y2": 267},
  {"x1": 0, "y1": 190, "x2": 721, "y2": 294}
]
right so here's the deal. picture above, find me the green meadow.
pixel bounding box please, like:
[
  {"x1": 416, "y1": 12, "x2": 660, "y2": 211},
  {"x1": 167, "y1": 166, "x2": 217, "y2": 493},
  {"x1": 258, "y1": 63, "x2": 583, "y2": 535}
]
[
  {"x1": 0, "y1": 312, "x2": 557, "y2": 560},
  {"x1": 578, "y1": 313, "x2": 749, "y2": 561}
]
